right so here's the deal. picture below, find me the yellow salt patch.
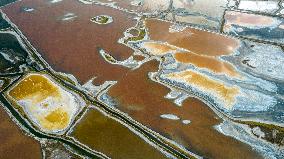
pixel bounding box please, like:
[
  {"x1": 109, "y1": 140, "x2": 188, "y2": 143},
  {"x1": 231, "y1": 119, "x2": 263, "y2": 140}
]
[
  {"x1": 8, "y1": 73, "x2": 79, "y2": 133},
  {"x1": 143, "y1": 42, "x2": 177, "y2": 55},
  {"x1": 9, "y1": 74, "x2": 61, "y2": 103},
  {"x1": 174, "y1": 52, "x2": 240, "y2": 77},
  {"x1": 39, "y1": 108, "x2": 70, "y2": 131},
  {"x1": 166, "y1": 70, "x2": 239, "y2": 109}
]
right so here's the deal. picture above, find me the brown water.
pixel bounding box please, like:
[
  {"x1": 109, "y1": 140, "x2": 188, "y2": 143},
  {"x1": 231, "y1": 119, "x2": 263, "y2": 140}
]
[
  {"x1": 174, "y1": 52, "x2": 239, "y2": 77},
  {"x1": 145, "y1": 19, "x2": 240, "y2": 56},
  {"x1": 93, "y1": 0, "x2": 171, "y2": 13},
  {"x1": 142, "y1": 40, "x2": 239, "y2": 77},
  {"x1": 70, "y1": 107, "x2": 167, "y2": 159},
  {"x1": 141, "y1": 41, "x2": 239, "y2": 77},
  {"x1": 0, "y1": 105, "x2": 42, "y2": 159},
  {"x1": 2, "y1": 0, "x2": 136, "y2": 84},
  {"x1": 1, "y1": 1, "x2": 263, "y2": 158},
  {"x1": 224, "y1": 11, "x2": 276, "y2": 28},
  {"x1": 108, "y1": 60, "x2": 261, "y2": 159}
]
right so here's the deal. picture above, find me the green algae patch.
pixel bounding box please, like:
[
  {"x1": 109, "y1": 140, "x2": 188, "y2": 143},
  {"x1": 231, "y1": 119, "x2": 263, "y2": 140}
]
[
  {"x1": 0, "y1": 33, "x2": 29, "y2": 75},
  {"x1": 90, "y1": 15, "x2": 113, "y2": 25},
  {"x1": 241, "y1": 121, "x2": 284, "y2": 146},
  {"x1": 0, "y1": 76, "x2": 20, "y2": 92},
  {"x1": 0, "y1": 12, "x2": 11, "y2": 30},
  {"x1": 0, "y1": 0, "x2": 17, "y2": 7},
  {"x1": 70, "y1": 108, "x2": 168, "y2": 159},
  {"x1": 125, "y1": 28, "x2": 146, "y2": 43}
]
